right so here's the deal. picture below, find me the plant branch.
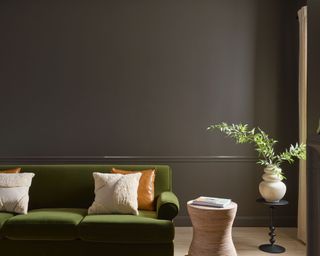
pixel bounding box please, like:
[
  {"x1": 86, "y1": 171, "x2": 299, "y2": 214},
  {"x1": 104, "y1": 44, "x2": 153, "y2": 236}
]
[{"x1": 208, "y1": 122, "x2": 306, "y2": 179}]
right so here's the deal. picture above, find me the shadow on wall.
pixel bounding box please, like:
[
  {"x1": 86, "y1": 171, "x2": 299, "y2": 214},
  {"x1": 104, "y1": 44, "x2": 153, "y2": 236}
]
[{"x1": 252, "y1": 0, "x2": 300, "y2": 220}]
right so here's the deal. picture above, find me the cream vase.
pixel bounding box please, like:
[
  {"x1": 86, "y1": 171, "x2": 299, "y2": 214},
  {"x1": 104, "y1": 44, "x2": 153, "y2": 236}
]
[{"x1": 259, "y1": 165, "x2": 286, "y2": 202}]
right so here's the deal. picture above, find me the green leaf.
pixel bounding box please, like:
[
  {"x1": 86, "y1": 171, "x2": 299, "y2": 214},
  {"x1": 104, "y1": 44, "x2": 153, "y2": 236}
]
[{"x1": 207, "y1": 122, "x2": 307, "y2": 180}]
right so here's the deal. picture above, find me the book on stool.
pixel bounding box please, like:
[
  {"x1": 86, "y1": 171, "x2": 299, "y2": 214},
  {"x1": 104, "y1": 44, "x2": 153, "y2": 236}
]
[{"x1": 191, "y1": 196, "x2": 231, "y2": 208}]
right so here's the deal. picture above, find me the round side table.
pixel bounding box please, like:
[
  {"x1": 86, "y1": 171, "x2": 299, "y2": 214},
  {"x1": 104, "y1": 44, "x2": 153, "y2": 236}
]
[
  {"x1": 256, "y1": 198, "x2": 289, "y2": 254},
  {"x1": 187, "y1": 200, "x2": 237, "y2": 256}
]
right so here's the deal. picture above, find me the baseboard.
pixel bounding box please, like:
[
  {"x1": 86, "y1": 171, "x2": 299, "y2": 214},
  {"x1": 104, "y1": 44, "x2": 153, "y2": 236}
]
[{"x1": 174, "y1": 215, "x2": 297, "y2": 227}]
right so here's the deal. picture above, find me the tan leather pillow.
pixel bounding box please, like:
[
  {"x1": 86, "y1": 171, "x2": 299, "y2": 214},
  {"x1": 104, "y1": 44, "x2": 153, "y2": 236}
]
[
  {"x1": 0, "y1": 168, "x2": 21, "y2": 173},
  {"x1": 112, "y1": 168, "x2": 156, "y2": 211}
]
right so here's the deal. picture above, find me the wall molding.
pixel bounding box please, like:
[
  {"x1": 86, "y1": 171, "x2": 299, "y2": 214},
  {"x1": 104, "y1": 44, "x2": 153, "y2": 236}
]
[{"x1": 0, "y1": 155, "x2": 258, "y2": 164}]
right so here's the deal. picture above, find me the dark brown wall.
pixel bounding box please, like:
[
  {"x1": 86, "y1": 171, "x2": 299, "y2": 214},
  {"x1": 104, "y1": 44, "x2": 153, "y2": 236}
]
[
  {"x1": 307, "y1": 0, "x2": 320, "y2": 143},
  {"x1": 307, "y1": 0, "x2": 320, "y2": 254},
  {"x1": 0, "y1": 0, "x2": 302, "y2": 226}
]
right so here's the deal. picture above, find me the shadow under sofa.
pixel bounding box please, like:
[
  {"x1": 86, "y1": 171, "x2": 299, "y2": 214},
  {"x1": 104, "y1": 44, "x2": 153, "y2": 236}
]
[{"x1": 0, "y1": 164, "x2": 179, "y2": 256}]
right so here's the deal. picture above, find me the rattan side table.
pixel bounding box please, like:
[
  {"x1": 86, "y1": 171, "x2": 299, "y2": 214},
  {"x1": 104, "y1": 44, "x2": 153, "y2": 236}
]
[{"x1": 187, "y1": 200, "x2": 238, "y2": 256}]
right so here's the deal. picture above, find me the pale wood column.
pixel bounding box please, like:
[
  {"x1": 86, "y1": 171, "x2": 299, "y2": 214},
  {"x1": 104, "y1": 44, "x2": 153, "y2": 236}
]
[{"x1": 297, "y1": 5, "x2": 307, "y2": 244}]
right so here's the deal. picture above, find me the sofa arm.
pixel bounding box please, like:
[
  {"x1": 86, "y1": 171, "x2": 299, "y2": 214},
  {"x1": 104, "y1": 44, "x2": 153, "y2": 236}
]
[{"x1": 156, "y1": 191, "x2": 179, "y2": 221}]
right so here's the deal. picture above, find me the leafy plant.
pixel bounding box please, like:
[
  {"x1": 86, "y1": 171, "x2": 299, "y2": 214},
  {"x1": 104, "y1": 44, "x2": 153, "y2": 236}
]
[{"x1": 207, "y1": 123, "x2": 306, "y2": 179}]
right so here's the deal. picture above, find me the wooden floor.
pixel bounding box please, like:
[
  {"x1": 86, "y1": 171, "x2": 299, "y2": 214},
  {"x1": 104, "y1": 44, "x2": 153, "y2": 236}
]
[{"x1": 174, "y1": 227, "x2": 306, "y2": 256}]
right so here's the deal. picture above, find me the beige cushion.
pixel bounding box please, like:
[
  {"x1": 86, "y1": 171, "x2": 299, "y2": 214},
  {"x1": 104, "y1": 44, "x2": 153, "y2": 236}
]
[
  {"x1": 88, "y1": 172, "x2": 141, "y2": 215},
  {"x1": 112, "y1": 168, "x2": 156, "y2": 211},
  {"x1": 0, "y1": 173, "x2": 35, "y2": 214}
]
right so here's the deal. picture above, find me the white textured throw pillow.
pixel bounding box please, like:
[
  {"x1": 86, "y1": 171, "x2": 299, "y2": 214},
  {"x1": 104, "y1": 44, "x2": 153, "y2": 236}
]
[
  {"x1": 0, "y1": 173, "x2": 35, "y2": 214},
  {"x1": 88, "y1": 172, "x2": 141, "y2": 215}
]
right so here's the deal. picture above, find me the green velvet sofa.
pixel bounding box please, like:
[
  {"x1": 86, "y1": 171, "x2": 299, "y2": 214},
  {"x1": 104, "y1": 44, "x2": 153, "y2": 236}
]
[{"x1": 0, "y1": 164, "x2": 179, "y2": 256}]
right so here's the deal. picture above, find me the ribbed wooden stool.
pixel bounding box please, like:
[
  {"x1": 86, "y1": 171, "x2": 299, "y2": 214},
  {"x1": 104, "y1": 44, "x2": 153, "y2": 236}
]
[{"x1": 187, "y1": 200, "x2": 237, "y2": 256}]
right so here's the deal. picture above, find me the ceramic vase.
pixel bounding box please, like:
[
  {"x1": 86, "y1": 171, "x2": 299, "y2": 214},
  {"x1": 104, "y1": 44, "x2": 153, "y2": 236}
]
[{"x1": 259, "y1": 165, "x2": 286, "y2": 202}]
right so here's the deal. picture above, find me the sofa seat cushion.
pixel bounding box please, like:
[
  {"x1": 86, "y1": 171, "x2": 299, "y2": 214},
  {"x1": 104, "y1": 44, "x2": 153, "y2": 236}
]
[
  {"x1": 0, "y1": 212, "x2": 14, "y2": 238},
  {"x1": 2, "y1": 208, "x2": 87, "y2": 240},
  {"x1": 78, "y1": 210, "x2": 174, "y2": 243}
]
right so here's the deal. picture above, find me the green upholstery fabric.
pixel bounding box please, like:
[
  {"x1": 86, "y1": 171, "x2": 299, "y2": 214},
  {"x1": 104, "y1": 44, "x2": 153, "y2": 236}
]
[
  {"x1": 2, "y1": 208, "x2": 87, "y2": 240},
  {"x1": 0, "y1": 164, "x2": 177, "y2": 256},
  {"x1": 78, "y1": 210, "x2": 174, "y2": 243},
  {"x1": 0, "y1": 240, "x2": 174, "y2": 256},
  {"x1": 157, "y1": 191, "x2": 180, "y2": 220},
  {"x1": 0, "y1": 212, "x2": 14, "y2": 238},
  {"x1": 0, "y1": 165, "x2": 172, "y2": 209}
]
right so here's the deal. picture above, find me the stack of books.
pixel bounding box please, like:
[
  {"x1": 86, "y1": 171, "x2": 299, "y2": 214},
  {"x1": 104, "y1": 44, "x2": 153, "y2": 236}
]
[{"x1": 191, "y1": 196, "x2": 231, "y2": 208}]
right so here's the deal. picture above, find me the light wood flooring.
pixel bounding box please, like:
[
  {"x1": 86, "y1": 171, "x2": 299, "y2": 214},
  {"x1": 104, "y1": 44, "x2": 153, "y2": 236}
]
[{"x1": 174, "y1": 227, "x2": 306, "y2": 256}]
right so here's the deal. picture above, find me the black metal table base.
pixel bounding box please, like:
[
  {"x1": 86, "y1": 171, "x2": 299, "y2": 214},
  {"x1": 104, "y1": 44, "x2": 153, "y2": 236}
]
[
  {"x1": 256, "y1": 198, "x2": 289, "y2": 254},
  {"x1": 259, "y1": 244, "x2": 286, "y2": 253}
]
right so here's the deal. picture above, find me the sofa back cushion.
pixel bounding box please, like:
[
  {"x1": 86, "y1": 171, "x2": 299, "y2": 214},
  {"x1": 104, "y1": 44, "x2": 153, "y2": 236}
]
[{"x1": 0, "y1": 165, "x2": 172, "y2": 210}]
